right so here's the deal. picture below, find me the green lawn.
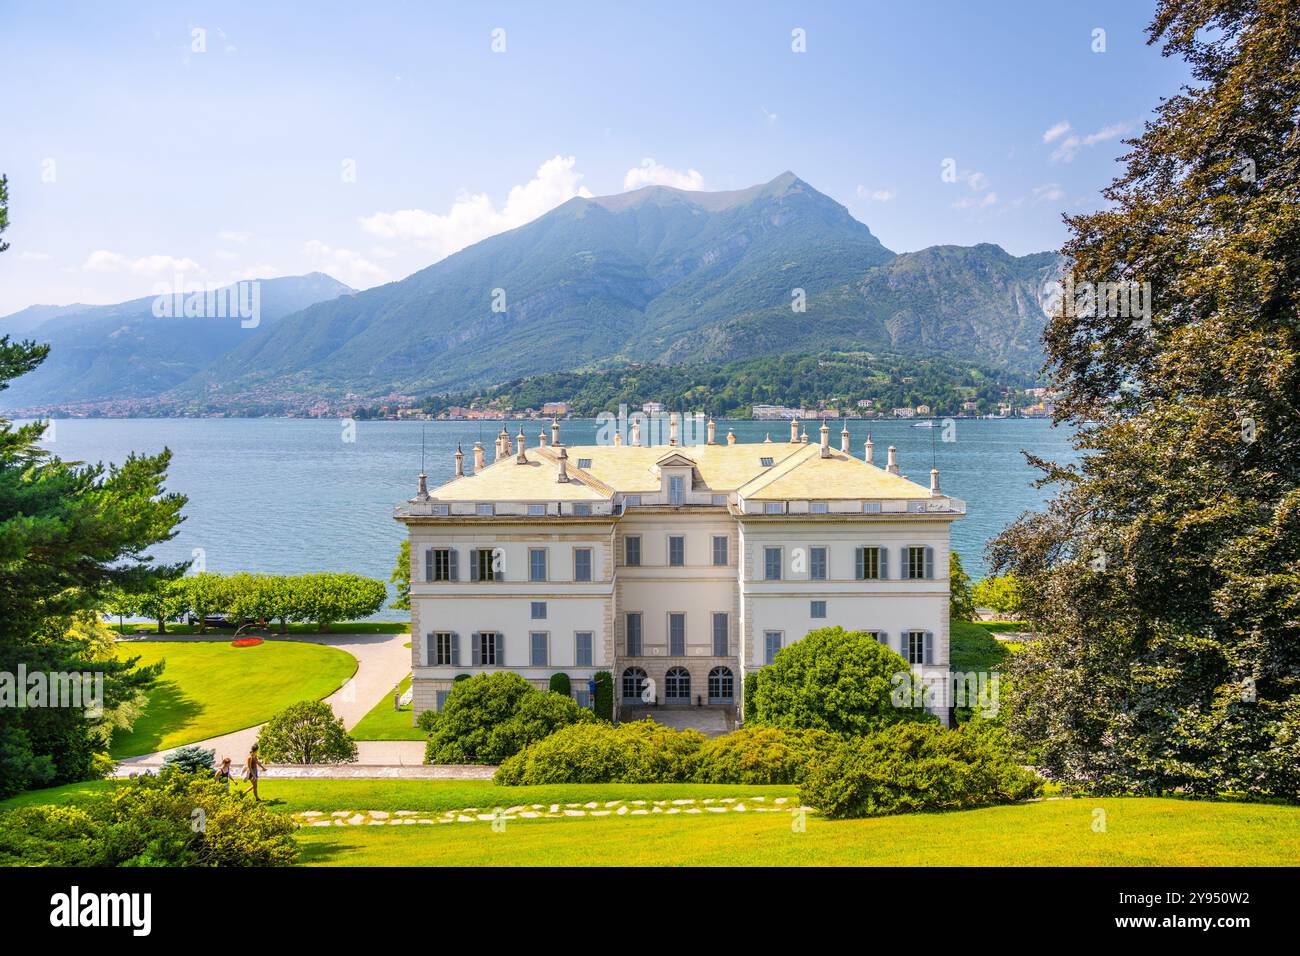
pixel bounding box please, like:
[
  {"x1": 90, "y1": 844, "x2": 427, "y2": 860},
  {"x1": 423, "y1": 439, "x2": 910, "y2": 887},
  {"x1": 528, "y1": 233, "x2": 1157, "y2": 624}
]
[
  {"x1": 950, "y1": 619, "x2": 1016, "y2": 672},
  {"x1": 110, "y1": 621, "x2": 409, "y2": 636},
  {"x1": 350, "y1": 673, "x2": 426, "y2": 741},
  {"x1": 7, "y1": 779, "x2": 1296, "y2": 868},
  {"x1": 110, "y1": 640, "x2": 357, "y2": 757}
]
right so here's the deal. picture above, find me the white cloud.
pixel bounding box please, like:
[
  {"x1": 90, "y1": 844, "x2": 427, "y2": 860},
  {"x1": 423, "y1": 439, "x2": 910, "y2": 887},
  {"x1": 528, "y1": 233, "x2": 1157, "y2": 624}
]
[
  {"x1": 302, "y1": 240, "x2": 388, "y2": 287},
  {"x1": 359, "y1": 155, "x2": 594, "y2": 261},
  {"x1": 1042, "y1": 121, "x2": 1071, "y2": 144},
  {"x1": 760, "y1": 106, "x2": 778, "y2": 125},
  {"x1": 1032, "y1": 182, "x2": 1065, "y2": 202},
  {"x1": 623, "y1": 158, "x2": 706, "y2": 192},
  {"x1": 952, "y1": 192, "x2": 998, "y2": 210},
  {"x1": 855, "y1": 186, "x2": 895, "y2": 202},
  {"x1": 83, "y1": 250, "x2": 202, "y2": 276},
  {"x1": 1047, "y1": 121, "x2": 1131, "y2": 162},
  {"x1": 962, "y1": 170, "x2": 991, "y2": 192}
]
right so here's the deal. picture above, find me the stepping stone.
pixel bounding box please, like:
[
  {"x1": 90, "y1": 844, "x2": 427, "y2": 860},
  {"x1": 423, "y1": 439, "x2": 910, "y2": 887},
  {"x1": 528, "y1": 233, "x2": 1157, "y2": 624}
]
[
  {"x1": 706, "y1": 806, "x2": 728, "y2": 813},
  {"x1": 631, "y1": 809, "x2": 649, "y2": 815},
  {"x1": 751, "y1": 796, "x2": 766, "y2": 802},
  {"x1": 565, "y1": 803, "x2": 580, "y2": 809},
  {"x1": 550, "y1": 805, "x2": 560, "y2": 812},
  {"x1": 418, "y1": 819, "x2": 434, "y2": 824},
  {"x1": 671, "y1": 799, "x2": 695, "y2": 805},
  {"x1": 346, "y1": 814, "x2": 365, "y2": 826},
  {"x1": 630, "y1": 800, "x2": 646, "y2": 805},
  {"x1": 396, "y1": 811, "x2": 417, "y2": 816},
  {"x1": 367, "y1": 820, "x2": 386, "y2": 826},
  {"x1": 604, "y1": 800, "x2": 623, "y2": 808},
  {"x1": 331, "y1": 811, "x2": 350, "y2": 817},
  {"x1": 476, "y1": 813, "x2": 497, "y2": 822},
  {"x1": 703, "y1": 799, "x2": 716, "y2": 804},
  {"x1": 616, "y1": 806, "x2": 629, "y2": 815},
  {"x1": 564, "y1": 809, "x2": 585, "y2": 817},
  {"x1": 734, "y1": 804, "x2": 747, "y2": 812},
  {"x1": 300, "y1": 810, "x2": 323, "y2": 817},
  {"x1": 310, "y1": 820, "x2": 332, "y2": 827},
  {"x1": 456, "y1": 814, "x2": 475, "y2": 823},
  {"x1": 719, "y1": 798, "x2": 735, "y2": 803},
  {"x1": 506, "y1": 806, "x2": 526, "y2": 814},
  {"x1": 774, "y1": 797, "x2": 789, "y2": 804},
  {"x1": 652, "y1": 807, "x2": 664, "y2": 813},
  {"x1": 685, "y1": 808, "x2": 703, "y2": 814},
  {"x1": 590, "y1": 810, "x2": 611, "y2": 817},
  {"x1": 531, "y1": 804, "x2": 544, "y2": 810},
  {"x1": 520, "y1": 811, "x2": 540, "y2": 819},
  {"x1": 665, "y1": 808, "x2": 680, "y2": 815},
  {"x1": 370, "y1": 811, "x2": 389, "y2": 819},
  {"x1": 583, "y1": 802, "x2": 598, "y2": 809}
]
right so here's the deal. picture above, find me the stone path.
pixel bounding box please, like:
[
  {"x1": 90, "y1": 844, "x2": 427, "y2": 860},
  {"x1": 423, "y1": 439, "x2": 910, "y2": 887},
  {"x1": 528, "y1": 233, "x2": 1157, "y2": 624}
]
[
  {"x1": 291, "y1": 796, "x2": 812, "y2": 827},
  {"x1": 112, "y1": 631, "x2": 416, "y2": 776}
]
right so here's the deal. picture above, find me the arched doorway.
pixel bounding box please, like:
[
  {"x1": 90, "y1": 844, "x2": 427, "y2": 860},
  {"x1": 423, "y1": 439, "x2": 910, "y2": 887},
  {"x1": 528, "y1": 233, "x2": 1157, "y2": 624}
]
[
  {"x1": 708, "y1": 666, "x2": 734, "y2": 704},
  {"x1": 621, "y1": 667, "x2": 648, "y2": 703},
  {"x1": 664, "y1": 666, "x2": 691, "y2": 704}
]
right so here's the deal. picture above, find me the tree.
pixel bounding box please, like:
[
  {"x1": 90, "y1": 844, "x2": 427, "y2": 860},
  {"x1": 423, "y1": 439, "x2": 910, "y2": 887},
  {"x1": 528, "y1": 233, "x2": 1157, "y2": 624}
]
[
  {"x1": 972, "y1": 575, "x2": 1023, "y2": 618},
  {"x1": 949, "y1": 550, "x2": 976, "y2": 622},
  {"x1": 172, "y1": 572, "x2": 230, "y2": 634},
  {"x1": 593, "y1": 671, "x2": 614, "y2": 721},
  {"x1": 0, "y1": 175, "x2": 9, "y2": 254},
  {"x1": 548, "y1": 672, "x2": 570, "y2": 696},
  {"x1": 390, "y1": 540, "x2": 410, "y2": 610},
  {"x1": 0, "y1": 195, "x2": 185, "y2": 794},
  {"x1": 297, "y1": 573, "x2": 386, "y2": 632},
  {"x1": 256, "y1": 700, "x2": 358, "y2": 764},
  {"x1": 991, "y1": 0, "x2": 1300, "y2": 797},
  {"x1": 133, "y1": 578, "x2": 187, "y2": 634},
  {"x1": 162, "y1": 745, "x2": 215, "y2": 774},
  {"x1": 748, "y1": 626, "x2": 931, "y2": 736}
]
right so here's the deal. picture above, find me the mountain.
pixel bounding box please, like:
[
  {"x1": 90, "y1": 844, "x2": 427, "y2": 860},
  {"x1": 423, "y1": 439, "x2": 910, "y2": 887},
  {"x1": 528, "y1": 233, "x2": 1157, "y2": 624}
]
[
  {"x1": 0, "y1": 273, "x2": 354, "y2": 409},
  {"x1": 186, "y1": 172, "x2": 1057, "y2": 404}
]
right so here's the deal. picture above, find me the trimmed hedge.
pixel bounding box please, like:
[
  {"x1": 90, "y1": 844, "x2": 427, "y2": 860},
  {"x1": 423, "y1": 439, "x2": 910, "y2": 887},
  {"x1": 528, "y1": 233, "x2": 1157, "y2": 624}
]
[
  {"x1": 495, "y1": 720, "x2": 704, "y2": 785},
  {"x1": 689, "y1": 726, "x2": 838, "y2": 784},
  {"x1": 549, "y1": 672, "x2": 571, "y2": 696},
  {"x1": 800, "y1": 722, "x2": 1041, "y2": 819},
  {"x1": 593, "y1": 670, "x2": 614, "y2": 721}
]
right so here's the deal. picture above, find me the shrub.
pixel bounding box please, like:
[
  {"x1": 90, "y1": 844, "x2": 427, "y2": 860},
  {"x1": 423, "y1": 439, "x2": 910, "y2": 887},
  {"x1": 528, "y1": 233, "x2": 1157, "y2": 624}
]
[
  {"x1": 691, "y1": 726, "x2": 838, "y2": 784},
  {"x1": 256, "y1": 700, "x2": 358, "y2": 764},
  {"x1": 749, "y1": 626, "x2": 930, "y2": 736},
  {"x1": 0, "y1": 768, "x2": 298, "y2": 866},
  {"x1": 495, "y1": 719, "x2": 704, "y2": 785},
  {"x1": 548, "y1": 672, "x2": 571, "y2": 696},
  {"x1": 742, "y1": 671, "x2": 758, "y2": 722},
  {"x1": 593, "y1": 671, "x2": 613, "y2": 721},
  {"x1": 800, "y1": 722, "x2": 1041, "y2": 819},
  {"x1": 163, "y1": 745, "x2": 215, "y2": 774},
  {"x1": 424, "y1": 672, "x2": 590, "y2": 764},
  {"x1": 972, "y1": 575, "x2": 1023, "y2": 618}
]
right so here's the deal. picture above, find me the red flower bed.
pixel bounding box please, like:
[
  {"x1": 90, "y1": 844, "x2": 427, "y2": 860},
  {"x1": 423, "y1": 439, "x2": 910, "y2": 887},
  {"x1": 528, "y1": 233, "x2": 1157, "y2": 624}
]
[{"x1": 231, "y1": 637, "x2": 264, "y2": 648}]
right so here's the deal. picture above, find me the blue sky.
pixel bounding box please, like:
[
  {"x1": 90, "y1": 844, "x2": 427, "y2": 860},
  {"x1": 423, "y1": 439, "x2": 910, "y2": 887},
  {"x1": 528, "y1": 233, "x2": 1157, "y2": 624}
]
[{"x1": 0, "y1": 0, "x2": 1187, "y2": 314}]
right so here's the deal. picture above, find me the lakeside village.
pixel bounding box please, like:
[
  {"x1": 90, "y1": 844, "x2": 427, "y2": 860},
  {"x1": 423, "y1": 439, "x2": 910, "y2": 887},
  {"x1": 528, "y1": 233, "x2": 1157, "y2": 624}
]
[{"x1": 365, "y1": 389, "x2": 1058, "y2": 423}]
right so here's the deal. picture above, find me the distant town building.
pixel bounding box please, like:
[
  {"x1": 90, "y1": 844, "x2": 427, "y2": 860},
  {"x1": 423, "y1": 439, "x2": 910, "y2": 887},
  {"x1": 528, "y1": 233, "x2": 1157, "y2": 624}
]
[
  {"x1": 856, "y1": 399, "x2": 874, "y2": 408},
  {"x1": 542, "y1": 401, "x2": 570, "y2": 416},
  {"x1": 961, "y1": 401, "x2": 980, "y2": 413},
  {"x1": 915, "y1": 405, "x2": 931, "y2": 416},
  {"x1": 892, "y1": 407, "x2": 916, "y2": 419},
  {"x1": 641, "y1": 401, "x2": 664, "y2": 414}
]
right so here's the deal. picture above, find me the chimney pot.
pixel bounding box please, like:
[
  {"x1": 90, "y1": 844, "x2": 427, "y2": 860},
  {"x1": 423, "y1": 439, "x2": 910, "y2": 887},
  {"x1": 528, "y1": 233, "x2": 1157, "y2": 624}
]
[
  {"x1": 886, "y1": 445, "x2": 900, "y2": 475},
  {"x1": 473, "y1": 441, "x2": 485, "y2": 473},
  {"x1": 864, "y1": 435, "x2": 875, "y2": 465},
  {"x1": 840, "y1": 423, "x2": 850, "y2": 454},
  {"x1": 819, "y1": 420, "x2": 831, "y2": 458},
  {"x1": 516, "y1": 428, "x2": 527, "y2": 464},
  {"x1": 551, "y1": 417, "x2": 561, "y2": 446},
  {"x1": 790, "y1": 417, "x2": 800, "y2": 443},
  {"x1": 454, "y1": 444, "x2": 464, "y2": 478},
  {"x1": 556, "y1": 446, "x2": 570, "y2": 483},
  {"x1": 930, "y1": 467, "x2": 941, "y2": 496},
  {"x1": 726, "y1": 428, "x2": 736, "y2": 445},
  {"x1": 707, "y1": 418, "x2": 716, "y2": 445}
]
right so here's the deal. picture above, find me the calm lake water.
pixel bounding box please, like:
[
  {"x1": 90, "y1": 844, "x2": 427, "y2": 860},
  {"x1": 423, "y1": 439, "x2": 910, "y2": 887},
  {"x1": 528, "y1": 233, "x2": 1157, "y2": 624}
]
[{"x1": 30, "y1": 417, "x2": 1076, "y2": 593}]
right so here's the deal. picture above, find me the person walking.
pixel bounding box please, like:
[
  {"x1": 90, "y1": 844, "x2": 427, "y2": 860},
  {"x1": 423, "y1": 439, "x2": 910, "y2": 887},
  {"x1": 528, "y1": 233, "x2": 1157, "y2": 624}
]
[
  {"x1": 243, "y1": 744, "x2": 267, "y2": 801},
  {"x1": 215, "y1": 756, "x2": 233, "y2": 792}
]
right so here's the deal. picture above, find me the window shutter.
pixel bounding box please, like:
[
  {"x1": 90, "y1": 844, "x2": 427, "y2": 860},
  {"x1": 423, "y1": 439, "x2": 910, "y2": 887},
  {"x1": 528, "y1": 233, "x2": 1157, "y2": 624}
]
[
  {"x1": 425, "y1": 632, "x2": 435, "y2": 666},
  {"x1": 925, "y1": 546, "x2": 935, "y2": 580},
  {"x1": 469, "y1": 549, "x2": 480, "y2": 582},
  {"x1": 877, "y1": 631, "x2": 888, "y2": 646},
  {"x1": 855, "y1": 547, "x2": 865, "y2": 580},
  {"x1": 424, "y1": 549, "x2": 433, "y2": 582},
  {"x1": 879, "y1": 546, "x2": 888, "y2": 580},
  {"x1": 471, "y1": 632, "x2": 481, "y2": 666},
  {"x1": 924, "y1": 631, "x2": 934, "y2": 665},
  {"x1": 449, "y1": 549, "x2": 459, "y2": 582},
  {"x1": 451, "y1": 632, "x2": 460, "y2": 667},
  {"x1": 496, "y1": 633, "x2": 505, "y2": 667}
]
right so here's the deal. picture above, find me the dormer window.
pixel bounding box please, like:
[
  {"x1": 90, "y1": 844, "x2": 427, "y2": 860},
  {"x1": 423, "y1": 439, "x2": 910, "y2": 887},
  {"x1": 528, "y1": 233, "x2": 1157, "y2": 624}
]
[
  {"x1": 624, "y1": 495, "x2": 641, "y2": 508},
  {"x1": 764, "y1": 501, "x2": 784, "y2": 515},
  {"x1": 578, "y1": 458, "x2": 592, "y2": 469},
  {"x1": 760, "y1": 457, "x2": 775, "y2": 467},
  {"x1": 810, "y1": 501, "x2": 829, "y2": 514},
  {"x1": 669, "y1": 475, "x2": 684, "y2": 505},
  {"x1": 475, "y1": 503, "x2": 494, "y2": 516},
  {"x1": 431, "y1": 504, "x2": 449, "y2": 516},
  {"x1": 527, "y1": 503, "x2": 546, "y2": 516}
]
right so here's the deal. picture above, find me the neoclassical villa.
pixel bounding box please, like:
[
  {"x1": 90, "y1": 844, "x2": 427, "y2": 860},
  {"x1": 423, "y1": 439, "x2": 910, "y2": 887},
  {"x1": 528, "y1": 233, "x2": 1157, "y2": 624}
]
[{"x1": 395, "y1": 416, "x2": 965, "y2": 723}]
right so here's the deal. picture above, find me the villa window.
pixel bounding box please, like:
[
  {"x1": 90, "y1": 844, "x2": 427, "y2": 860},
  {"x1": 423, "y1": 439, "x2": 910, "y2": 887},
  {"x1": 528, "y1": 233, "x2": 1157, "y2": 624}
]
[
  {"x1": 530, "y1": 632, "x2": 549, "y2": 667},
  {"x1": 578, "y1": 458, "x2": 592, "y2": 469},
  {"x1": 425, "y1": 547, "x2": 457, "y2": 582},
  {"x1": 668, "y1": 535, "x2": 685, "y2": 567},
  {"x1": 712, "y1": 612, "x2": 729, "y2": 657},
  {"x1": 573, "y1": 547, "x2": 593, "y2": 582},
  {"x1": 810, "y1": 600, "x2": 827, "y2": 619},
  {"x1": 764, "y1": 631, "x2": 782, "y2": 664},
  {"x1": 527, "y1": 503, "x2": 546, "y2": 516},
  {"x1": 626, "y1": 612, "x2": 643, "y2": 656},
  {"x1": 708, "y1": 666, "x2": 734, "y2": 704},
  {"x1": 712, "y1": 535, "x2": 729, "y2": 566},
  {"x1": 763, "y1": 501, "x2": 783, "y2": 514},
  {"x1": 906, "y1": 546, "x2": 932, "y2": 580},
  {"x1": 711, "y1": 494, "x2": 728, "y2": 506},
  {"x1": 622, "y1": 666, "x2": 648, "y2": 702},
  {"x1": 669, "y1": 613, "x2": 686, "y2": 656},
  {"x1": 624, "y1": 495, "x2": 641, "y2": 508},
  {"x1": 669, "y1": 475, "x2": 685, "y2": 505},
  {"x1": 529, "y1": 548, "x2": 548, "y2": 582},
  {"x1": 475, "y1": 503, "x2": 494, "y2": 516},
  {"x1": 906, "y1": 630, "x2": 933, "y2": 665},
  {"x1": 810, "y1": 546, "x2": 827, "y2": 580},
  {"x1": 764, "y1": 547, "x2": 782, "y2": 581},
  {"x1": 810, "y1": 501, "x2": 829, "y2": 514},
  {"x1": 530, "y1": 601, "x2": 547, "y2": 620},
  {"x1": 665, "y1": 667, "x2": 691, "y2": 702},
  {"x1": 472, "y1": 631, "x2": 501, "y2": 667},
  {"x1": 625, "y1": 535, "x2": 641, "y2": 567},
  {"x1": 856, "y1": 546, "x2": 883, "y2": 580},
  {"x1": 431, "y1": 504, "x2": 449, "y2": 516},
  {"x1": 863, "y1": 501, "x2": 882, "y2": 514},
  {"x1": 470, "y1": 548, "x2": 501, "y2": 581},
  {"x1": 575, "y1": 631, "x2": 593, "y2": 667},
  {"x1": 572, "y1": 503, "x2": 591, "y2": 516},
  {"x1": 428, "y1": 631, "x2": 458, "y2": 667}
]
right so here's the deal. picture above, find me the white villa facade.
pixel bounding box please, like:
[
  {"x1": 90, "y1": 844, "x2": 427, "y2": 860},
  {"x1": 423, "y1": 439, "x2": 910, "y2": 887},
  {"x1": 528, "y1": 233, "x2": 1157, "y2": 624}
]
[{"x1": 394, "y1": 416, "x2": 965, "y2": 724}]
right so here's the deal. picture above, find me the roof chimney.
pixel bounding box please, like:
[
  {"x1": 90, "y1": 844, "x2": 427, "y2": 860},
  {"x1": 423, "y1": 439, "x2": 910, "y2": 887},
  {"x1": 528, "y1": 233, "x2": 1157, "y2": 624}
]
[
  {"x1": 763, "y1": 433, "x2": 773, "y2": 443},
  {"x1": 454, "y1": 444, "x2": 464, "y2": 478},
  {"x1": 473, "y1": 440, "x2": 485, "y2": 473},
  {"x1": 819, "y1": 420, "x2": 830, "y2": 458},
  {"x1": 416, "y1": 471, "x2": 428, "y2": 499},
  {"x1": 496, "y1": 426, "x2": 509, "y2": 461},
  {"x1": 515, "y1": 428, "x2": 527, "y2": 464},
  {"x1": 840, "y1": 423, "x2": 850, "y2": 454},
  {"x1": 707, "y1": 418, "x2": 716, "y2": 445},
  {"x1": 864, "y1": 435, "x2": 874, "y2": 465},
  {"x1": 726, "y1": 428, "x2": 736, "y2": 445},
  {"x1": 886, "y1": 445, "x2": 900, "y2": 475},
  {"x1": 801, "y1": 429, "x2": 809, "y2": 444},
  {"x1": 556, "y1": 445, "x2": 570, "y2": 483},
  {"x1": 538, "y1": 429, "x2": 548, "y2": 448},
  {"x1": 669, "y1": 413, "x2": 679, "y2": 446},
  {"x1": 790, "y1": 416, "x2": 800, "y2": 443},
  {"x1": 930, "y1": 467, "x2": 941, "y2": 497},
  {"x1": 551, "y1": 417, "x2": 561, "y2": 447}
]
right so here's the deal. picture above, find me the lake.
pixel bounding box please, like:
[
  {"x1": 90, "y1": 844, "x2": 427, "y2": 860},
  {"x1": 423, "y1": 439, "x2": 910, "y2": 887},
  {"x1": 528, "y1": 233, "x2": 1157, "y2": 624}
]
[{"x1": 31, "y1": 417, "x2": 1076, "y2": 590}]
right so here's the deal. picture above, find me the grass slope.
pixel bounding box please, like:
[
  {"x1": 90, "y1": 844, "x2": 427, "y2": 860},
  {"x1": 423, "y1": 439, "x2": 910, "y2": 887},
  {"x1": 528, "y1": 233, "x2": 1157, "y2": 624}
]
[
  {"x1": 350, "y1": 674, "x2": 426, "y2": 741},
  {"x1": 111, "y1": 640, "x2": 357, "y2": 757}
]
